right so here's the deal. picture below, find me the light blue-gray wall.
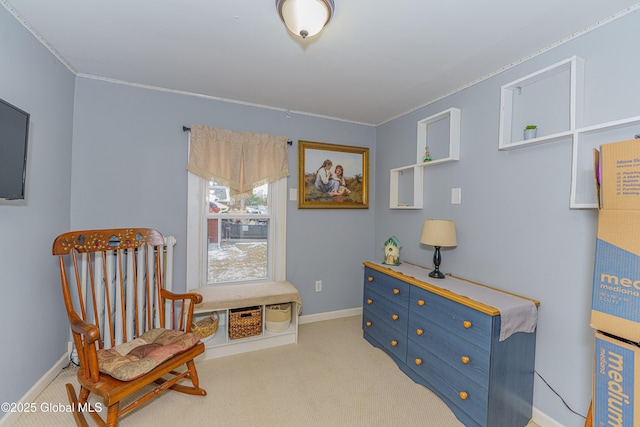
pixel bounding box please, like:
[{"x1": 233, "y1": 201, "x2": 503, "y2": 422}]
[
  {"x1": 375, "y1": 10, "x2": 640, "y2": 427},
  {"x1": 0, "y1": 7, "x2": 74, "y2": 408},
  {"x1": 2, "y1": 5, "x2": 639, "y2": 427},
  {"x1": 70, "y1": 78, "x2": 377, "y2": 317}
]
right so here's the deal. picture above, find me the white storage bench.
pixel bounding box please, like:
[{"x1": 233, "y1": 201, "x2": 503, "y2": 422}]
[{"x1": 191, "y1": 281, "x2": 301, "y2": 359}]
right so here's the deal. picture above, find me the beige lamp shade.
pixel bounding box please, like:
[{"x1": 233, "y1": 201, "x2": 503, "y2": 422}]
[{"x1": 420, "y1": 219, "x2": 457, "y2": 247}]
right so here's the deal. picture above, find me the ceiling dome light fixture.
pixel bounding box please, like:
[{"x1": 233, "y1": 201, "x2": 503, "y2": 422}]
[{"x1": 276, "y1": 0, "x2": 335, "y2": 39}]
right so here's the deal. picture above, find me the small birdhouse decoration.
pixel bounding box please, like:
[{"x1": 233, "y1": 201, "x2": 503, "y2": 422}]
[
  {"x1": 423, "y1": 145, "x2": 432, "y2": 162},
  {"x1": 382, "y1": 236, "x2": 402, "y2": 266}
]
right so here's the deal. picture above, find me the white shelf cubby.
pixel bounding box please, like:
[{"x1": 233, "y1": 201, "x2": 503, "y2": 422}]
[
  {"x1": 570, "y1": 116, "x2": 640, "y2": 208},
  {"x1": 498, "y1": 56, "x2": 584, "y2": 150},
  {"x1": 193, "y1": 301, "x2": 299, "y2": 360},
  {"x1": 389, "y1": 108, "x2": 461, "y2": 209}
]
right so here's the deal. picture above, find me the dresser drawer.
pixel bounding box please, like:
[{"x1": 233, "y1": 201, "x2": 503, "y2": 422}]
[
  {"x1": 363, "y1": 310, "x2": 407, "y2": 361},
  {"x1": 363, "y1": 262, "x2": 536, "y2": 427},
  {"x1": 410, "y1": 286, "x2": 493, "y2": 352},
  {"x1": 364, "y1": 267, "x2": 409, "y2": 306},
  {"x1": 408, "y1": 316, "x2": 490, "y2": 389},
  {"x1": 407, "y1": 345, "x2": 488, "y2": 425},
  {"x1": 364, "y1": 286, "x2": 408, "y2": 334}
]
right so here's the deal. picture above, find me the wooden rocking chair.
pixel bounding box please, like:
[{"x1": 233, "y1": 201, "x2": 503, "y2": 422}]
[{"x1": 52, "y1": 228, "x2": 206, "y2": 427}]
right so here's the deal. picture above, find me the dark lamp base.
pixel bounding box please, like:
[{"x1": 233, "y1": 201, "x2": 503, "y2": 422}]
[
  {"x1": 429, "y1": 246, "x2": 445, "y2": 279},
  {"x1": 429, "y1": 269, "x2": 445, "y2": 279}
]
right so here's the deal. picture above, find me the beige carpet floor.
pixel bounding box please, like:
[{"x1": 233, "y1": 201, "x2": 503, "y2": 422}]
[{"x1": 14, "y1": 315, "x2": 469, "y2": 426}]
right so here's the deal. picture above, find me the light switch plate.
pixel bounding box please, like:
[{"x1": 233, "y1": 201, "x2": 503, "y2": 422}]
[
  {"x1": 290, "y1": 188, "x2": 297, "y2": 201},
  {"x1": 451, "y1": 188, "x2": 461, "y2": 204}
]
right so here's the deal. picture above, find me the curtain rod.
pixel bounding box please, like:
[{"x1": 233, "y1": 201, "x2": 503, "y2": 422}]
[{"x1": 182, "y1": 126, "x2": 292, "y2": 145}]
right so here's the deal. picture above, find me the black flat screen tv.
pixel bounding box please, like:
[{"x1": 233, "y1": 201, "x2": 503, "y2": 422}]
[{"x1": 0, "y1": 98, "x2": 30, "y2": 200}]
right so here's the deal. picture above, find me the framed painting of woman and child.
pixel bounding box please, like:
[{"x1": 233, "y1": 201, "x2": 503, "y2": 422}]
[{"x1": 298, "y1": 140, "x2": 369, "y2": 209}]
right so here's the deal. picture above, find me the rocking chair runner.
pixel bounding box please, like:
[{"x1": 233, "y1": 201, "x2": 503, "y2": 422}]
[{"x1": 52, "y1": 228, "x2": 206, "y2": 427}]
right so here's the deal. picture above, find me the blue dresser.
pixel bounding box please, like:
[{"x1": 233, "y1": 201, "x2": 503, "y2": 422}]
[{"x1": 362, "y1": 262, "x2": 539, "y2": 427}]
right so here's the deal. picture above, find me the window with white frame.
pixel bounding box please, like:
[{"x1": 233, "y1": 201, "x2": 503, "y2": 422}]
[{"x1": 187, "y1": 173, "x2": 287, "y2": 288}]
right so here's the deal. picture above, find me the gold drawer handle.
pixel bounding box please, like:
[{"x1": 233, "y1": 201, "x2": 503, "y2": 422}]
[
  {"x1": 367, "y1": 276, "x2": 374, "y2": 282},
  {"x1": 367, "y1": 299, "x2": 373, "y2": 305},
  {"x1": 459, "y1": 391, "x2": 468, "y2": 400},
  {"x1": 391, "y1": 340, "x2": 398, "y2": 347},
  {"x1": 417, "y1": 299, "x2": 425, "y2": 306},
  {"x1": 461, "y1": 356, "x2": 470, "y2": 364},
  {"x1": 415, "y1": 358, "x2": 422, "y2": 366},
  {"x1": 391, "y1": 314, "x2": 399, "y2": 321},
  {"x1": 393, "y1": 288, "x2": 400, "y2": 295},
  {"x1": 365, "y1": 321, "x2": 372, "y2": 327},
  {"x1": 463, "y1": 320, "x2": 472, "y2": 329},
  {"x1": 416, "y1": 329, "x2": 424, "y2": 336}
]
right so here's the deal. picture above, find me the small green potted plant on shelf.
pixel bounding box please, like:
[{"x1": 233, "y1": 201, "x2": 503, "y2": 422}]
[{"x1": 524, "y1": 125, "x2": 538, "y2": 140}]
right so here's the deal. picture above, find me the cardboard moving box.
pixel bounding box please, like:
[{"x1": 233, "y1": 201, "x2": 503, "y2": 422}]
[
  {"x1": 593, "y1": 331, "x2": 639, "y2": 427},
  {"x1": 598, "y1": 139, "x2": 640, "y2": 210},
  {"x1": 592, "y1": 209, "x2": 640, "y2": 341},
  {"x1": 592, "y1": 139, "x2": 640, "y2": 341}
]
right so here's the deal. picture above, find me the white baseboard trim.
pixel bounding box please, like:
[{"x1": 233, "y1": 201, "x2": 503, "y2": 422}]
[
  {"x1": 531, "y1": 407, "x2": 565, "y2": 427},
  {"x1": 0, "y1": 345, "x2": 70, "y2": 426},
  {"x1": 299, "y1": 307, "x2": 362, "y2": 324}
]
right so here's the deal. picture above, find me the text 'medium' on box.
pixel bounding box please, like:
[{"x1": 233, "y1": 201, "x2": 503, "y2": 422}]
[
  {"x1": 594, "y1": 331, "x2": 639, "y2": 427},
  {"x1": 592, "y1": 209, "x2": 640, "y2": 342}
]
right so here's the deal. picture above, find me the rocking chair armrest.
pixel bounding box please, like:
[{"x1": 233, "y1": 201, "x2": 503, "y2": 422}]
[
  {"x1": 68, "y1": 311, "x2": 102, "y2": 383},
  {"x1": 68, "y1": 311, "x2": 101, "y2": 344},
  {"x1": 160, "y1": 290, "x2": 203, "y2": 331},
  {"x1": 161, "y1": 289, "x2": 204, "y2": 305}
]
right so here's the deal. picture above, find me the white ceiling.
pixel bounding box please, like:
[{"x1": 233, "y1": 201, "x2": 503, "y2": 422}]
[{"x1": 3, "y1": 0, "x2": 639, "y2": 125}]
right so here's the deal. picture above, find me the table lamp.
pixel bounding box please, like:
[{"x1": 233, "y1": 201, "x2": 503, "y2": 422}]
[{"x1": 420, "y1": 219, "x2": 457, "y2": 279}]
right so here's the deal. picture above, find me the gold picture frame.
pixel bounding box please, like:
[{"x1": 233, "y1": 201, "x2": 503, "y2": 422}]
[{"x1": 298, "y1": 140, "x2": 369, "y2": 209}]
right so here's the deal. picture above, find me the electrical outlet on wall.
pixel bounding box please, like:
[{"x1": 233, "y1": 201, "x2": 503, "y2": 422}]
[{"x1": 315, "y1": 280, "x2": 322, "y2": 292}]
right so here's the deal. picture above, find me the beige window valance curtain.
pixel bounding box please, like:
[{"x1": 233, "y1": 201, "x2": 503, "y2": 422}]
[{"x1": 187, "y1": 125, "x2": 289, "y2": 196}]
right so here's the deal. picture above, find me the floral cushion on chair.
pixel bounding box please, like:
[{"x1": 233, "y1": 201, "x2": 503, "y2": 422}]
[{"x1": 97, "y1": 329, "x2": 200, "y2": 381}]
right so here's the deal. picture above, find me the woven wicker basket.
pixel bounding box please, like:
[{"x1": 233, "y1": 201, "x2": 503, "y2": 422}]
[
  {"x1": 229, "y1": 306, "x2": 262, "y2": 340},
  {"x1": 191, "y1": 312, "x2": 219, "y2": 342}
]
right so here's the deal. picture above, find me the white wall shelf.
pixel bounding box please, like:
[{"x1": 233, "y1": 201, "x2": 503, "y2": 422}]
[
  {"x1": 389, "y1": 165, "x2": 424, "y2": 209},
  {"x1": 496, "y1": 55, "x2": 640, "y2": 209},
  {"x1": 389, "y1": 108, "x2": 461, "y2": 209},
  {"x1": 417, "y1": 108, "x2": 461, "y2": 164},
  {"x1": 570, "y1": 116, "x2": 640, "y2": 208},
  {"x1": 498, "y1": 56, "x2": 584, "y2": 151}
]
